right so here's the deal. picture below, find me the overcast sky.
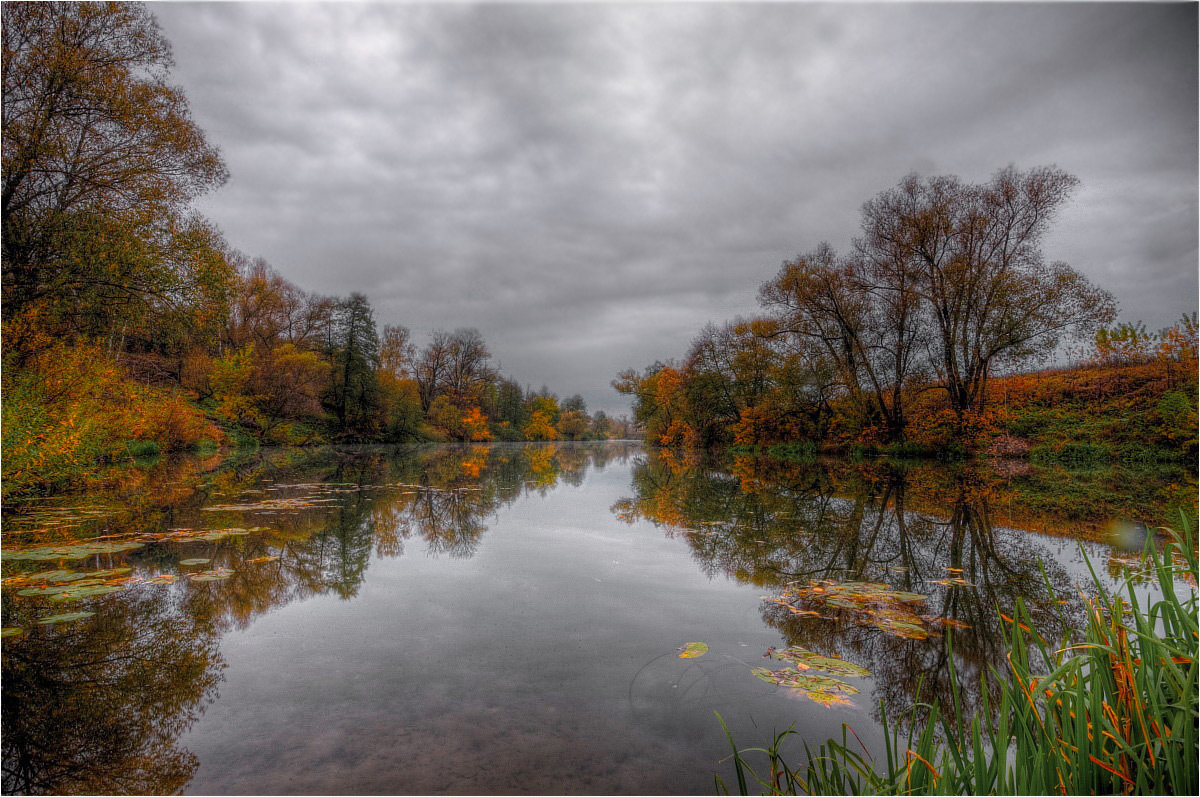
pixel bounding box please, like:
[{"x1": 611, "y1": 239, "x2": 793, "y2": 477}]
[{"x1": 152, "y1": 1, "x2": 1198, "y2": 417}]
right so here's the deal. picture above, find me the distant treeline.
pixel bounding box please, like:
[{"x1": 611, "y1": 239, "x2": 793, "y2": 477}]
[
  {"x1": 0, "y1": 3, "x2": 630, "y2": 498},
  {"x1": 615, "y1": 167, "x2": 1198, "y2": 458}
]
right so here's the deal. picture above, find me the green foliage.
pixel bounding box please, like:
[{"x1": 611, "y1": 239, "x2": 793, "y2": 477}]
[
  {"x1": 324, "y1": 293, "x2": 381, "y2": 438},
  {"x1": 1155, "y1": 390, "x2": 1198, "y2": 451},
  {"x1": 765, "y1": 442, "x2": 819, "y2": 462},
  {"x1": 1030, "y1": 441, "x2": 1112, "y2": 464},
  {"x1": 1, "y1": 338, "x2": 219, "y2": 497},
  {"x1": 124, "y1": 440, "x2": 162, "y2": 458}
]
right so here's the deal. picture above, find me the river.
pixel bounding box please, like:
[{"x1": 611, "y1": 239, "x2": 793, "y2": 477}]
[{"x1": 1, "y1": 442, "x2": 1193, "y2": 794}]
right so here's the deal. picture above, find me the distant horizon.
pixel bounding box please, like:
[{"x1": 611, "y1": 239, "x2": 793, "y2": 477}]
[{"x1": 152, "y1": 1, "x2": 1198, "y2": 417}]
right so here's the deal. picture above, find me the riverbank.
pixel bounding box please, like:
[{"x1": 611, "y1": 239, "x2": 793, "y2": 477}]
[{"x1": 726, "y1": 360, "x2": 1196, "y2": 466}]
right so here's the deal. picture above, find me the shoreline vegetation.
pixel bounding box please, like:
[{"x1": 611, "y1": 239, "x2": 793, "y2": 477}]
[
  {"x1": 1, "y1": 3, "x2": 634, "y2": 501},
  {"x1": 611, "y1": 168, "x2": 1197, "y2": 469},
  {"x1": 716, "y1": 525, "x2": 1198, "y2": 796}
]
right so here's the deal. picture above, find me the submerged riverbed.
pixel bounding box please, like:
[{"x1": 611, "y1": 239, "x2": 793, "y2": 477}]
[{"x1": 1, "y1": 442, "x2": 1194, "y2": 794}]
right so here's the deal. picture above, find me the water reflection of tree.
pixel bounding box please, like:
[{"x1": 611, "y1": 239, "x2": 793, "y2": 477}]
[
  {"x1": 613, "y1": 451, "x2": 1088, "y2": 721},
  {"x1": 2, "y1": 442, "x2": 639, "y2": 794},
  {"x1": 1, "y1": 592, "x2": 224, "y2": 795},
  {"x1": 170, "y1": 442, "x2": 640, "y2": 631}
]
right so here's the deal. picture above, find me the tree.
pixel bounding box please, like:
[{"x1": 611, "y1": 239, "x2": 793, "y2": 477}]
[
  {"x1": 759, "y1": 244, "x2": 922, "y2": 441},
  {"x1": 556, "y1": 410, "x2": 589, "y2": 440},
  {"x1": 590, "y1": 410, "x2": 612, "y2": 438},
  {"x1": 494, "y1": 377, "x2": 529, "y2": 431},
  {"x1": 2, "y1": 2, "x2": 229, "y2": 335},
  {"x1": 859, "y1": 166, "x2": 1115, "y2": 426},
  {"x1": 444, "y1": 327, "x2": 494, "y2": 405},
  {"x1": 225, "y1": 258, "x2": 335, "y2": 354},
  {"x1": 324, "y1": 293, "x2": 380, "y2": 436},
  {"x1": 523, "y1": 393, "x2": 561, "y2": 440},
  {"x1": 380, "y1": 325, "x2": 415, "y2": 379},
  {"x1": 414, "y1": 330, "x2": 452, "y2": 413}
]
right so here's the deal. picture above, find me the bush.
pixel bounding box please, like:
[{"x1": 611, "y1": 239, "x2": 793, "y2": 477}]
[
  {"x1": 766, "y1": 441, "x2": 819, "y2": 462},
  {"x1": 1031, "y1": 441, "x2": 1112, "y2": 464},
  {"x1": 2, "y1": 340, "x2": 219, "y2": 496},
  {"x1": 124, "y1": 439, "x2": 161, "y2": 458}
]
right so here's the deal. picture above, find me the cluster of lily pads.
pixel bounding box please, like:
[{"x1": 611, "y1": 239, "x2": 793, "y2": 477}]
[
  {"x1": 2, "y1": 540, "x2": 145, "y2": 562},
  {"x1": 0, "y1": 482, "x2": 348, "y2": 638},
  {"x1": 202, "y1": 481, "x2": 375, "y2": 513},
  {"x1": 1, "y1": 523, "x2": 291, "y2": 638},
  {"x1": 752, "y1": 645, "x2": 871, "y2": 707},
  {"x1": 766, "y1": 579, "x2": 951, "y2": 640}
]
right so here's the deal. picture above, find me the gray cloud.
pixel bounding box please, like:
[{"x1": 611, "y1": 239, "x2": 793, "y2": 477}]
[{"x1": 154, "y1": 1, "x2": 1197, "y2": 416}]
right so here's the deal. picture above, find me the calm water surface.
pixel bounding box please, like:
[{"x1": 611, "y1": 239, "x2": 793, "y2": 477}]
[{"x1": 1, "y1": 443, "x2": 1193, "y2": 794}]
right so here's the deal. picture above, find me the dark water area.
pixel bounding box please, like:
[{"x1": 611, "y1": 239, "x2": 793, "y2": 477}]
[{"x1": 1, "y1": 443, "x2": 1194, "y2": 795}]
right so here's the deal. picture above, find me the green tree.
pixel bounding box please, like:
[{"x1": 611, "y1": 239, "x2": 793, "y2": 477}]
[{"x1": 324, "y1": 293, "x2": 380, "y2": 437}]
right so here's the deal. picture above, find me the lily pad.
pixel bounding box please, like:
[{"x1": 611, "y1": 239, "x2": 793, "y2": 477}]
[
  {"x1": 47, "y1": 584, "x2": 125, "y2": 601},
  {"x1": 246, "y1": 555, "x2": 280, "y2": 563},
  {"x1": 37, "y1": 611, "x2": 95, "y2": 625},
  {"x1": 1, "y1": 627, "x2": 23, "y2": 638},
  {"x1": 678, "y1": 642, "x2": 709, "y2": 659},
  {"x1": 189, "y1": 567, "x2": 234, "y2": 582},
  {"x1": 14, "y1": 569, "x2": 82, "y2": 583},
  {"x1": 87, "y1": 566, "x2": 132, "y2": 578},
  {"x1": 179, "y1": 558, "x2": 211, "y2": 566},
  {"x1": 143, "y1": 574, "x2": 179, "y2": 585},
  {"x1": 2, "y1": 540, "x2": 143, "y2": 562},
  {"x1": 752, "y1": 667, "x2": 860, "y2": 707},
  {"x1": 18, "y1": 579, "x2": 105, "y2": 596}
]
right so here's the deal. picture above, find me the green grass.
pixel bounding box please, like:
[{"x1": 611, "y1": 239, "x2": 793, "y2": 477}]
[{"x1": 716, "y1": 524, "x2": 1198, "y2": 795}]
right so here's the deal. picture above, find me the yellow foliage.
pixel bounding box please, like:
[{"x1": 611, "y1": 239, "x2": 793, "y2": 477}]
[
  {"x1": 2, "y1": 337, "x2": 220, "y2": 496},
  {"x1": 524, "y1": 410, "x2": 558, "y2": 441}
]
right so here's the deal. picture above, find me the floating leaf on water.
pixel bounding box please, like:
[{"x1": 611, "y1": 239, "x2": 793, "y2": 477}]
[
  {"x1": 189, "y1": 567, "x2": 234, "y2": 582},
  {"x1": 928, "y1": 578, "x2": 976, "y2": 588},
  {"x1": 18, "y1": 579, "x2": 105, "y2": 597},
  {"x1": 678, "y1": 642, "x2": 709, "y2": 658},
  {"x1": 2, "y1": 540, "x2": 143, "y2": 562},
  {"x1": 35, "y1": 570, "x2": 80, "y2": 582},
  {"x1": 47, "y1": 584, "x2": 126, "y2": 601},
  {"x1": 178, "y1": 558, "x2": 210, "y2": 566},
  {"x1": 37, "y1": 611, "x2": 95, "y2": 624},
  {"x1": 751, "y1": 667, "x2": 859, "y2": 707},
  {"x1": 246, "y1": 555, "x2": 280, "y2": 564},
  {"x1": 770, "y1": 646, "x2": 870, "y2": 678},
  {"x1": 143, "y1": 574, "x2": 179, "y2": 585},
  {"x1": 81, "y1": 567, "x2": 132, "y2": 579},
  {"x1": 202, "y1": 498, "x2": 319, "y2": 512},
  {"x1": 768, "y1": 579, "x2": 933, "y2": 640},
  {"x1": 1, "y1": 627, "x2": 23, "y2": 638}
]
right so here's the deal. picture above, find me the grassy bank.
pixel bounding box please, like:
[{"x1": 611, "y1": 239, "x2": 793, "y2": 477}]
[
  {"x1": 724, "y1": 361, "x2": 1197, "y2": 466},
  {"x1": 716, "y1": 526, "x2": 1198, "y2": 795},
  {"x1": 990, "y1": 362, "x2": 1197, "y2": 464}
]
